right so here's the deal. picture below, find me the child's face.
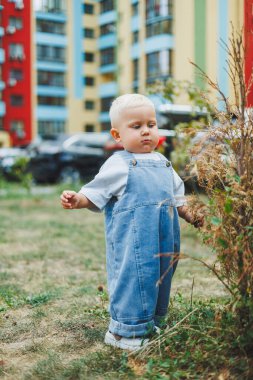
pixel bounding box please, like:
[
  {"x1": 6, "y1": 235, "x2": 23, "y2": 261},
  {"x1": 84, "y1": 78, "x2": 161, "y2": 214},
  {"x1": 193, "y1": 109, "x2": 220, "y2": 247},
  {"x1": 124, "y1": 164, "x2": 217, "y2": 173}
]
[{"x1": 110, "y1": 105, "x2": 159, "y2": 153}]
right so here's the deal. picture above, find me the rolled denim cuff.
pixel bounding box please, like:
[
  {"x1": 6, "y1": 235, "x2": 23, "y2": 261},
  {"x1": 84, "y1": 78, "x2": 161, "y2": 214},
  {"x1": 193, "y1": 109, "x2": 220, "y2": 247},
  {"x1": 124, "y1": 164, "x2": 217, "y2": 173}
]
[{"x1": 109, "y1": 317, "x2": 155, "y2": 338}]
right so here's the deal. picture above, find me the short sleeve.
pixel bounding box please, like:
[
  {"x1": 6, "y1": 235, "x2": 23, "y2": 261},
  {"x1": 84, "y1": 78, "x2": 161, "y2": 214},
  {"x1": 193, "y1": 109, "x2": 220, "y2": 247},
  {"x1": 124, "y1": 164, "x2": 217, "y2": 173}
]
[
  {"x1": 79, "y1": 153, "x2": 128, "y2": 211},
  {"x1": 172, "y1": 168, "x2": 187, "y2": 207}
]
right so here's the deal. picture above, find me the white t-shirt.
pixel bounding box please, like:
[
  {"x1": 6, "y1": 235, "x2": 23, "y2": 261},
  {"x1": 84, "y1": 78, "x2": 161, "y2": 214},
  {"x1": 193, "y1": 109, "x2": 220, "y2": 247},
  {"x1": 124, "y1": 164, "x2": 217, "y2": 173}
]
[{"x1": 79, "y1": 152, "x2": 186, "y2": 211}]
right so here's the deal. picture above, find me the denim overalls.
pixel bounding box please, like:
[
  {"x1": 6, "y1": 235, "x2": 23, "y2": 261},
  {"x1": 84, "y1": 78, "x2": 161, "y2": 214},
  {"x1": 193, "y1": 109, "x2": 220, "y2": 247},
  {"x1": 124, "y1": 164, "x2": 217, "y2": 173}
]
[{"x1": 104, "y1": 151, "x2": 180, "y2": 338}]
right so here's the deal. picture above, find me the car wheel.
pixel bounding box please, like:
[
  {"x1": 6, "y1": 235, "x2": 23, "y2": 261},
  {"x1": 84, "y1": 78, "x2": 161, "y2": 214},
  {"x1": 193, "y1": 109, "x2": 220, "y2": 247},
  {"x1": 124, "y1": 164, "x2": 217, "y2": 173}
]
[{"x1": 59, "y1": 166, "x2": 81, "y2": 184}]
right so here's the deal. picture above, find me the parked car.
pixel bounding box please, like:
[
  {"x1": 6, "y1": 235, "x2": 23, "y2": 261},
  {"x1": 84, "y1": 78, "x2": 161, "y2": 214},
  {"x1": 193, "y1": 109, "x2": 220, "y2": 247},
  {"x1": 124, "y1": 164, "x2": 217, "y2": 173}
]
[
  {"x1": 27, "y1": 133, "x2": 111, "y2": 183},
  {"x1": 1, "y1": 129, "x2": 178, "y2": 184}
]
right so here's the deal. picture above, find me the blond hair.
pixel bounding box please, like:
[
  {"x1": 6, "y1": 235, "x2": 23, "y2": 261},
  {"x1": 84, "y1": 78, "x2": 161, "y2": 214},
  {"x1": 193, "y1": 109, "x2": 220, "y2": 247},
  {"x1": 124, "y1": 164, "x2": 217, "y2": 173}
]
[{"x1": 109, "y1": 94, "x2": 155, "y2": 128}]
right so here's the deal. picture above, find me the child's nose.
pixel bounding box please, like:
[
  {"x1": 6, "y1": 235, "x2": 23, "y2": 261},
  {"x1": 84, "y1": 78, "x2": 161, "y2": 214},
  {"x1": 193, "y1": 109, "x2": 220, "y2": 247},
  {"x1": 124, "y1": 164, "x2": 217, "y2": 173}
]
[{"x1": 141, "y1": 125, "x2": 150, "y2": 135}]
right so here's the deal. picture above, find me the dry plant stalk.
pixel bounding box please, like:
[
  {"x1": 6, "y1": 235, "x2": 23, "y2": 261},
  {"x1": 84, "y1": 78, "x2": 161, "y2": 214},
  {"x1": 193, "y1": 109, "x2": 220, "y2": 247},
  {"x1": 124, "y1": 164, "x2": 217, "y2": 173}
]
[{"x1": 188, "y1": 30, "x2": 253, "y2": 321}]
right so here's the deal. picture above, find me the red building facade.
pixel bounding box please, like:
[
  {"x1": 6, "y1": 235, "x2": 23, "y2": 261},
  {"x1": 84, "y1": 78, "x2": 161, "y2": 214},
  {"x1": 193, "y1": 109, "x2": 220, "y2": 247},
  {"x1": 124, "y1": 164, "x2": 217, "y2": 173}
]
[{"x1": 1, "y1": 0, "x2": 32, "y2": 146}]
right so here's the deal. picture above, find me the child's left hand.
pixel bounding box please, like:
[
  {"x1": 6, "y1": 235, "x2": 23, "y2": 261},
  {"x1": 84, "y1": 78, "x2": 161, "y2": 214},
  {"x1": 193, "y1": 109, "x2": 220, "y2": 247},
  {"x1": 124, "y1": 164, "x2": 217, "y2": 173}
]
[
  {"x1": 192, "y1": 212, "x2": 205, "y2": 228},
  {"x1": 177, "y1": 206, "x2": 205, "y2": 228}
]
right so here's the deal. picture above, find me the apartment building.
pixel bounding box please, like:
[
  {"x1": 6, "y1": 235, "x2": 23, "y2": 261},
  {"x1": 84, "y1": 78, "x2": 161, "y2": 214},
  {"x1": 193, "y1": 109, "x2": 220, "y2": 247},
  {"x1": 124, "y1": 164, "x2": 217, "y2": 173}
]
[
  {"x1": 35, "y1": 0, "x2": 68, "y2": 138},
  {"x1": 0, "y1": 0, "x2": 251, "y2": 147},
  {"x1": 0, "y1": 3, "x2": 7, "y2": 146},
  {"x1": 67, "y1": 0, "x2": 100, "y2": 134},
  {"x1": 1, "y1": 0, "x2": 31, "y2": 146}
]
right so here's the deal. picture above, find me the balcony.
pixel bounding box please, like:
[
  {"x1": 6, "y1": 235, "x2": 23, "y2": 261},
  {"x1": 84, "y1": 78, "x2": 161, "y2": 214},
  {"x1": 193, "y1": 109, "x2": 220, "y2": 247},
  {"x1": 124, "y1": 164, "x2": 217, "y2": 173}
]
[
  {"x1": 98, "y1": 33, "x2": 117, "y2": 49},
  {"x1": 99, "y1": 112, "x2": 111, "y2": 123},
  {"x1": 0, "y1": 81, "x2": 5, "y2": 91},
  {"x1": 36, "y1": 33, "x2": 67, "y2": 46},
  {"x1": 99, "y1": 63, "x2": 117, "y2": 74},
  {"x1": 145, "y1": 34, "x2": 174, "y2": 54},
  {"x1": 131, "y1": 43, "x2": 140, "y2": 59},
  {"x1": 37, "y1": 86, "x2": 67, "y2": 97},
  {"x1": 0, "y1": 101, "x2": 6, "y2": 117},
  {"x1": 36, "y1": 61, "x2": 67, "y2": 72},
  {"x1": 36, "y1": 105, "x2": 68, "y2": 120},
  {"x1": 131, "y1": 15, "x2": 140, "y2": 32},
  {"x1": 0, "y1": 49, "x2": 5, "y2": 64},
  {"x1": 99, "y1": 10, "x2": 117, "y2": 26},
  {"x1": 99, "y1": 81, "x2": 117, "y2": 97}
]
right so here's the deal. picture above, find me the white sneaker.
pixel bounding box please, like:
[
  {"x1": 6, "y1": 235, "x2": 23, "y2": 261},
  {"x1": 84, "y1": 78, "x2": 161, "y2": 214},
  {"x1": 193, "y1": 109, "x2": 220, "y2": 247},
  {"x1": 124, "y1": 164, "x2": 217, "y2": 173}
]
[{"x1": 104, "y1": 331, "x2": 149, "y2": 351}]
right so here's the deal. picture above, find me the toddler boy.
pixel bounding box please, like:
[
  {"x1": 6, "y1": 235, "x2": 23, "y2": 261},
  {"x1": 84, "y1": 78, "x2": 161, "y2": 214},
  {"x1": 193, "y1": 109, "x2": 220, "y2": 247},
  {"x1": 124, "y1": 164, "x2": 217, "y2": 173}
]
[{"x1": 60, "y1": 94, "x2": 203, "y2": 351}]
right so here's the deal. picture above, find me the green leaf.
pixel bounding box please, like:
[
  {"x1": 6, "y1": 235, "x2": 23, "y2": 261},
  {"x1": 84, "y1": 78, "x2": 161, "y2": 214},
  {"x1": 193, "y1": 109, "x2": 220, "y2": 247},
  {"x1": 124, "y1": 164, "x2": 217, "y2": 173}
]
[
  {"x1": 217, "y1": 238, "x2": 229, "y2": 248},
  {"x1": 211, "y1": 217, "x2": 222, "y2": 226},
  {"x1": 234, "y1": 174, "x2": 241, "y2": 183},
  {"x1": 224, "y1": 198, "x2": 233, "y2": 214}
]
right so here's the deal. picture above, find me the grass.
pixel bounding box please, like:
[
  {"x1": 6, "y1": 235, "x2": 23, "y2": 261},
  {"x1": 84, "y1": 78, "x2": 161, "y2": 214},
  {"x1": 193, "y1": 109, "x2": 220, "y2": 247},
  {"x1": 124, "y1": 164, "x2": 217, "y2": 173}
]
[{"x1": 0, "y1": 182, "x2": 251, "y2": 379}]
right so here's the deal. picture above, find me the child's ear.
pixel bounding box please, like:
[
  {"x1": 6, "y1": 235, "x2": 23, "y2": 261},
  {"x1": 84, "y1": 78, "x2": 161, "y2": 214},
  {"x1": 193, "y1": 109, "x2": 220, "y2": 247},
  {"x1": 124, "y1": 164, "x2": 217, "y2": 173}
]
[{"x1": 110, "y1": 128, "x2": 121, "y2": 143}]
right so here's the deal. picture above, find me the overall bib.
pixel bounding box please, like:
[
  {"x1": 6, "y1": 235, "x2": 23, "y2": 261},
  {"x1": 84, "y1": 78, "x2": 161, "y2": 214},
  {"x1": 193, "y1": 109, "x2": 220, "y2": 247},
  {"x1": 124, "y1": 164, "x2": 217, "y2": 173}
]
[{"x1": 104, "y1": 151, "x2": 180, "y2": 337}]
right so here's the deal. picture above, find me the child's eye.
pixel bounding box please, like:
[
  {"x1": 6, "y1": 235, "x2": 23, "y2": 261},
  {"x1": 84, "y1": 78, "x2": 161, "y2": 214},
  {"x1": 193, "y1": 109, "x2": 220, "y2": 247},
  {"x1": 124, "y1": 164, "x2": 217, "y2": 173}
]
[
  {"x1": 148, "y1": 124, "x2": 156, "y2": 128},
  {"x1": 132, "y1": 125, "x2": 140, "y2": 129}
]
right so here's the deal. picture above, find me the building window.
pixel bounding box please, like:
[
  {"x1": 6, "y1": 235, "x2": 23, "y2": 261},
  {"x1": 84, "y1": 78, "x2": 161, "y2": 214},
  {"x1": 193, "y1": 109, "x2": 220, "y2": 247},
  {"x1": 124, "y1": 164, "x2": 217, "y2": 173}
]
[
  {"x1": 85, "y1": 100, "x2": 95, "y2": 110},
  {"x1": 9, "y1": 68, "x2": 23, "y2": 81},
  {"x1": 101, "y1": 122, "x2": 111, "y2": 131},
  {"x1": 132, "y1": 2, "x2": 139, "y2": 16},
  {"x1": 9, "y1": 43, "x2": 25, "y2": 60},
  {"x1": 146, "y1": 0, "x2": 173, "y2": 19},
  {"x1": 34, "y1": 0, "x2": 66, "y2": 13},
  {"x1": 8, "y1": 16, "x2": 23, "y2": 30},
  {"x1": 10, "y1": 120, "x2": 25, "y2": 138},
  {"x1": 100, "y1": 0, "x2": 114, "y2": 14},
  {"x1": 100, "y1": 48, "x2": 115, "y2": 66},
  {"x1": 38, "y1": 96, "x2": 65, "y2": 106},
  {"x1": 146, "y1": 49, "x2": 172, "y2": 81},
  {"x1": 101, "y1": 96, "x2": 114, "y2": 112},
  {"x1": 84, "y1": 77, "x2": 95, "y2": 86},
  {"x1": 84, "y1": 124, "x2": 95, "y2": 132},
  {"x1": 132, "y1": 30, "x2": 139, "y2": 44},
  {"x1": 84, "y1": 28, "x2": 94, "y2": 38},
  {"x1": 38, "y1": 120, "x2": 66, "y2": 136},
  {"x1": 10, "y1": 95, "x2": 23, "y2": 107},
  {"x1": 100, "y1": 22, "x2": 115, "y2": 35},
  {"x1": 36, "y1": 19, "x2": 65, "y2": 34},
  {"x1": 84, "y1": 52, "x2": 94, "y2": 62},
  {"x1": 146, "y1": 19, "x2": 172, "y2": 37},
  {"x1": 133, "y1": 59, "x2": 139, "y2": 81},
  {"x1": 83, "y1": 3, "x2": 94, "y2": 14},
  {"x1": 37, "y1": 44, "x2": 65, "y2": 63},
  {"x1": 37, "y1": 71, "x2": 65, "y2": 87}
]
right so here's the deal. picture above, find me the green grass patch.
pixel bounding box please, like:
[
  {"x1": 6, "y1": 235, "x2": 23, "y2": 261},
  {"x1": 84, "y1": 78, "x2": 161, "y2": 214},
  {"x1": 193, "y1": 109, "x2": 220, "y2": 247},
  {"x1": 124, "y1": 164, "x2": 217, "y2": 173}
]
[
  {"x1": 0, "y1": 183, "x2": 251, "y2": 379},
  {"x1": 0, "y1": 283, "x2": 28, "y2": 310}
]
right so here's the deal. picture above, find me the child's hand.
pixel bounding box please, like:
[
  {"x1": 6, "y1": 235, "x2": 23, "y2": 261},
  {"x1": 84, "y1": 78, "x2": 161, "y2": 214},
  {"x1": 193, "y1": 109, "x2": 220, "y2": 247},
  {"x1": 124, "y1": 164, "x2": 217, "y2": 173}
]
[
  {"x1": 192, "y1": 212, "x2": 205, "y2": 228},
  {"x1": 177, "y1": 206, "x2": 205, "y2": 228},
  {"x1": 60, "y1": 190, "x2": 80, "y2": 209}
]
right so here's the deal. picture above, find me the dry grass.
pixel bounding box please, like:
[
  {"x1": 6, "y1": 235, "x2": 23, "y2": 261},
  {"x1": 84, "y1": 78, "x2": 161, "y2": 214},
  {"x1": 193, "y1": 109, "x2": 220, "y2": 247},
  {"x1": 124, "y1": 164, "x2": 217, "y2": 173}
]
[{"x1": 0, "y1": 184, "x2": 227, "y2": 379}]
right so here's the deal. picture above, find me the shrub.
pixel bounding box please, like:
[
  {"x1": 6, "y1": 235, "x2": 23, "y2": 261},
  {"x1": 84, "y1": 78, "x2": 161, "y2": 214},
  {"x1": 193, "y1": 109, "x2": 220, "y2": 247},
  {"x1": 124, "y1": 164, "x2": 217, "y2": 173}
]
[{"x1": 157, "y1": 29, "x2": 253, "y2": 349}]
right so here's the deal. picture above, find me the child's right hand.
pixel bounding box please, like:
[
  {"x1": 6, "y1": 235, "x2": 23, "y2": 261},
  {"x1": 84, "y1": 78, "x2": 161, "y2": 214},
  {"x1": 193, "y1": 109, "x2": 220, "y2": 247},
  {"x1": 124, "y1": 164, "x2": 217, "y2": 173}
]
[{"x1": 60, "y1": 190, "x2": 80, "y2": 209}]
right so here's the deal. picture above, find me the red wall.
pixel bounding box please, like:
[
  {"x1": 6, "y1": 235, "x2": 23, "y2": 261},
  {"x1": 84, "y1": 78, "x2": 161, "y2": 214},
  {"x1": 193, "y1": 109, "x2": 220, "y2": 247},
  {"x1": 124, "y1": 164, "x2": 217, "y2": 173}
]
[
  {"x1": 244, "y1": 0, "x2": 253, "y2": 107},
  {"x1": 2, "y1": 0, "x2": 32, "y2": 146}
]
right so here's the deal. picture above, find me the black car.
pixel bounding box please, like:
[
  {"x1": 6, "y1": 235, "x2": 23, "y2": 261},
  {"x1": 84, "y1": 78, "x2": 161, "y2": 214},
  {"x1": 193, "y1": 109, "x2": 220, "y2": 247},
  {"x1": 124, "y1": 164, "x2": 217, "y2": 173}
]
[{"x1": 28, "y1": 133, "x2": 111, "y2": 184}]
